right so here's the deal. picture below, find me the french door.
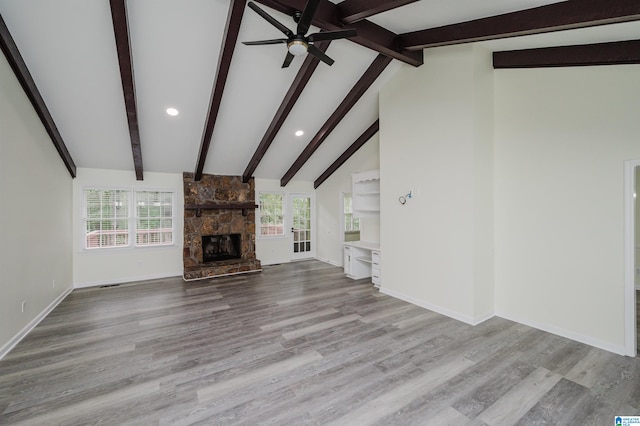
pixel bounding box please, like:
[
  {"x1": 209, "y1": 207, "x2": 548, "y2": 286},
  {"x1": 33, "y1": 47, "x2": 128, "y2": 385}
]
[{"x1": 289, "y1": 193, "x2": 314, "y2": 260}]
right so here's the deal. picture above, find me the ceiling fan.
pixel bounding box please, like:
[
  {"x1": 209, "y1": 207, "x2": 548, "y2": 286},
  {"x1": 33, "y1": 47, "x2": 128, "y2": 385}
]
[{"x1": 242, "y1": 0, "x2": 357, "y2": 68}]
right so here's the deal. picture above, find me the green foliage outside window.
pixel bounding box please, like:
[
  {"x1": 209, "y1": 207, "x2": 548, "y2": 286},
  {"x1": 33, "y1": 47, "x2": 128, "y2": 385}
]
[{"x1": 259, "y1": 193, "x2": 284, "y2": 236}]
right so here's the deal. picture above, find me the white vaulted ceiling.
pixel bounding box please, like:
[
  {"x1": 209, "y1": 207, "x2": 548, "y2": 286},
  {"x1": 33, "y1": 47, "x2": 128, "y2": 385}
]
[{"x1": 1, "y1": 0, "x2": 639, "y2": 183}]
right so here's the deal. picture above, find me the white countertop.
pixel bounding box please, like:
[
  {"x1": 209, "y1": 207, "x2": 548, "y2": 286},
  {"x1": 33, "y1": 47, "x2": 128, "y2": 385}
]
[{"x1": 345, "y1": 241, "x2": 380, "y2": 250}]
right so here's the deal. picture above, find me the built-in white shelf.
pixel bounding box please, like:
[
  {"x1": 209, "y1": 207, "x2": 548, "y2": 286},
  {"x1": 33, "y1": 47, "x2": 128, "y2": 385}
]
[{"x1": 353, "y1": 170, "x2": 380, "y2": 217}]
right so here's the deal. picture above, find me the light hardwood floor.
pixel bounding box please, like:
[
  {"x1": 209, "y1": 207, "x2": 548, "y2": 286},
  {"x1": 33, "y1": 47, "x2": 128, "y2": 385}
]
[{"x1": 1, "y1": 260, "x2": 638, "y2": 425}]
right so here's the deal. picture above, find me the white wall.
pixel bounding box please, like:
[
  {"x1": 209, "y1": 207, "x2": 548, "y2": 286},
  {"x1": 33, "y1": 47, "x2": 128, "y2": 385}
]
[
  {"x1": 635, "y1": 167, "x2": 640, "y2": 287},
  {"x1": 72, "y1": 168, "x2": 183, "y2": 287},
  {"x1": 0, "y1": 52, "x2": 73, "y2": 355},
  {"x1": 255, "y1": 178, "x2": 314, "y2": 265},
  {"x1": 379, "y1": 44, "x2": 494, "y2": 325},
  {"x1": 315, "y1": 135, "x2": 381, "y2": 266},
  {"x1": 494, "y1": 65, "x2": 640, "y2": 353}
]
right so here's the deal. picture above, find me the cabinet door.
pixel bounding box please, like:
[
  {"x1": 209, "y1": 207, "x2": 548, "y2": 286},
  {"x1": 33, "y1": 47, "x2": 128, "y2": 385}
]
[{"x1": 344, "y1": 247, "x2": 351, "y2": 275}]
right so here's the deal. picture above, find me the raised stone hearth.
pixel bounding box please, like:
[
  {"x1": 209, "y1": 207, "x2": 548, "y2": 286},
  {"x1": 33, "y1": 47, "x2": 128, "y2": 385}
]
[{"x1": 183, "y1": 172, "x2": 261, "y2": 280}]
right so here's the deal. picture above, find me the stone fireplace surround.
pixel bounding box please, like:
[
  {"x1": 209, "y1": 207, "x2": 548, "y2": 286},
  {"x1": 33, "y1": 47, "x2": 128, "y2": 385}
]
[{"x1": 183, "y1": 172, "x2": 261, "y2": 280}]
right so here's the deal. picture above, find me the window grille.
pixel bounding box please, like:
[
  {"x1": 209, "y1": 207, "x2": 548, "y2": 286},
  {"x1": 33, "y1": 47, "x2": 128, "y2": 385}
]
[
  {"x1": 83, "y1": 188, "x2": 174, "y2": 249},
  {"x1": 84, "y1": 189, "x2": 130, "y2": 248},
  {"x1": 344, "y1": 194, "x2": 360, "y2": 232},
  {"x1": 258, "y1": 192, "x2": 285, "y2": 237},
  {"x1": 135, "y1": 191, "x2": 173, "y2": 246}
]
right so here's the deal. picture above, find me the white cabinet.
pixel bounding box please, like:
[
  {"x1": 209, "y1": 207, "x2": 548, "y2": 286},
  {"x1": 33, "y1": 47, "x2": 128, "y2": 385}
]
[
  {"x1": 344, "y1": 242, "x2": 381, "y2": 286},
  {"x1": 371, "y1": 250, "x2": 381, "y2": 288},
  {"x1": 352, "y1": 170, "x2": 380, "y2": 217},
  {"x1": 343, "y1": 247, "x2": 351, "y2": 276}
]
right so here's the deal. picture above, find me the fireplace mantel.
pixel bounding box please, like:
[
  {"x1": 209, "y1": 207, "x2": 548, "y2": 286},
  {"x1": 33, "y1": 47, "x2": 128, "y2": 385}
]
[{"x1": 185, "y1": 202, "x2": 258, "y2": 217}]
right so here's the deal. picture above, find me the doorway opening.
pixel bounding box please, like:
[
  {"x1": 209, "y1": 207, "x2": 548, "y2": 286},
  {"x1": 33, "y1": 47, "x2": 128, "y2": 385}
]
[
  {"x1": 624, "y1": 160, "x2": 639, "y2": 356},
  {"x1": 635, "y1": 166, "x2": 640, "y2": 355}
]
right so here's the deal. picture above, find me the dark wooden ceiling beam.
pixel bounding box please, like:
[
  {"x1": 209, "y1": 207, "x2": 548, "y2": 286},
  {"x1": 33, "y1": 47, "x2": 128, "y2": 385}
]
[
  {"x1": 109, "y1": 0, "x2": 143, "y2": 180},
  {"x1": 242, "y1": 41, "x2": 330, "y2": 183},
  {"x1": 0, "y1": 14, "x2": 76, "y2": 178},
  {"x1": 254, "y1": 0, "x2": 422, "y2": 66},
  {"x1": 194, "y1": 0, "x2": 246, "y2": 181},
  {"x1": 400, "y1": 0, "x2": 640, "y2": 50},
  {"x1": 280, "y1": 54, "x2": 392, "y2": 186},
  {"x1": 314, "y1": 120, "x2": 378, "y2": 189},
  {"x1": 493, "y1": 39, "x2": 640, "y2": 68},
  {"x1": 338, "y1": 0, "x2": 420, "y2": 24}
]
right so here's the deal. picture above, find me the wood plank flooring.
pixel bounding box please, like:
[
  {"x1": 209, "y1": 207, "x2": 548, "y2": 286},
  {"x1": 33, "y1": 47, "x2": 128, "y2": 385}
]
[{"x1": 1, "y1": 260, "x2": 638, "y2": 425}]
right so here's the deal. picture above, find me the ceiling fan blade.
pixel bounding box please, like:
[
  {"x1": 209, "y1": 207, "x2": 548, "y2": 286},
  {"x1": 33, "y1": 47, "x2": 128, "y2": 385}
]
[
  {"x1": 282, "y1": 52, "x2": 295, "y2": 68},
  {"x1": 297, "y1": 0, "x2": 319, "y2": 36},
  {"x1": 308, "y1": 29, "x2": 357, "y2": 43},
  {"x1": 247, "y1": 1, "x2": 293, "y2": 37},
  {"x1": 308, "y1": 44, "x2": 334, "y2": 66},
  {"x1": 242, "y1": 39, "x2": 288, "y2": 46}
]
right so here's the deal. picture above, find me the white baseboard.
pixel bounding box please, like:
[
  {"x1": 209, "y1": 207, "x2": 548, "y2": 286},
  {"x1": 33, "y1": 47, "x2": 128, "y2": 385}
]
[
  {"x1": 380, "y1": 287, "x2": 494, "y2": 326},
  {"x1": 495, "y1": 310, "x2": 627, "y2": 356},
  {"x1": 0, "y1": 286, "x2": 73, "y2": 360},
  {"x1": 472, "y1": 311, "x2": 495, "y2": 325},
  {"x1": 74, "y1": 272, "x2": 182, "y2": 289},
  {"x1": 315, "y1": 257, "x2": 342, "y2": 267}
]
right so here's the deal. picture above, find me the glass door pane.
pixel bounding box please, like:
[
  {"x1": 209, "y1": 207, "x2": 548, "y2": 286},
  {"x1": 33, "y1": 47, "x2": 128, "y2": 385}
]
[{"x1": 290, "y1": 194, "x2": 313, "y2": 259}]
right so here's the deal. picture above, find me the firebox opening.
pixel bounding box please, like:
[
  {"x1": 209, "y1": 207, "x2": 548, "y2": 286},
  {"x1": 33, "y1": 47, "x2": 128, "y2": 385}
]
[{"x1": 202, "y1": 234, "x2": 241, "y2": 262}]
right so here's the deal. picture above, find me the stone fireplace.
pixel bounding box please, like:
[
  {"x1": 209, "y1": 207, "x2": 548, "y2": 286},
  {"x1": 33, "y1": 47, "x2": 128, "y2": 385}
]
[{"x1": 183, "y1": 172, "x2": 261, "y2": 280}]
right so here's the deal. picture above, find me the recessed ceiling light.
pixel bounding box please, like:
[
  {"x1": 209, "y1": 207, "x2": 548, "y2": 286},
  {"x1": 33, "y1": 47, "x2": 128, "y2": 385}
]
[
  {"x1": 166, "y1": 107, "x2": 179, "y2": 116},
  {"x1": 295, "y1": 130, "x2": 304, "y2": 137}
]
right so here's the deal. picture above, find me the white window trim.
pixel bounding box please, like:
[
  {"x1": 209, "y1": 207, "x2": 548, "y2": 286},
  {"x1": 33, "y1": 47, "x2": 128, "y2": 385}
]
[
  {"x1": 257, "y1": 190, "x2": 287, "y2": 239},
  {"x1": 81, "y1": 186, "x2": 177, "y2": 251}
]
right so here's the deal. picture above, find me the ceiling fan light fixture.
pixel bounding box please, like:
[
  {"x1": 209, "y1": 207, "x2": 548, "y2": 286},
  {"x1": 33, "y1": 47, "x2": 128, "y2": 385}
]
[
  {"x1": 288, "y1": 39, "x2": 308, "y2": 56},
  {"x1": 243, "y1": 1, "x2": 353, "y2": 68}
]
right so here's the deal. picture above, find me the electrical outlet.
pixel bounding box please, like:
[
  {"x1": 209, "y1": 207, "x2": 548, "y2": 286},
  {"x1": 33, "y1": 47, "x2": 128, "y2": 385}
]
[
  {"x1": 52, "y1": 279, "x2": 55, "y2": 288},
  {"x1": 21, "y1": 300, "x2": 26, "y2": 313}
]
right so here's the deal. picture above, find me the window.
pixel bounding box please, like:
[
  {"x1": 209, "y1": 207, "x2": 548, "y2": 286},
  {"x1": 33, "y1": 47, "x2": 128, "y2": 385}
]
[
  {"x1": 344, "y1": 193, "x2": 360, "y2": 242},
  {"x1": 83, "y1": 188, "x2": 174, "y2": 249},
  {"x1": 84, "y1": 189, "x2": 130, "y2": 248},
  {"x1": 135, "y1": 191, "x2": 174, "y2": 246},
  {"x1": 258, "y1": 192, "x2": 284, "y2": 237}
]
